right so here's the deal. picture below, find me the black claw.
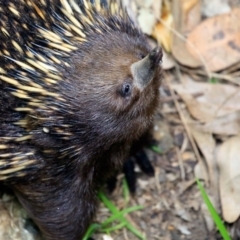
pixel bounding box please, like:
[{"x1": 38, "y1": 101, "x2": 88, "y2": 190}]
[
  {"x1": 123, "y1": 157, "x2": 136, "y2": 193},
  {"x1": 109, "y1": 132, "x2": 156, "y2": 194},
  {"x1": 134, "y1": 150, "x2": 155, "y2": 176},
  {"x1": 106, "y1": 175, "x2": 118, "y2": 193}
]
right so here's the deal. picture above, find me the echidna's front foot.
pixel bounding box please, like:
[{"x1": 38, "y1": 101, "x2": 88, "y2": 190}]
[{"x1": 107, "y1": 131, "x2": 156, "y2": 193}]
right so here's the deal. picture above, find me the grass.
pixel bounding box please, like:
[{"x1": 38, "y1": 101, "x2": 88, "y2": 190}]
[
  {"x1": 196, "y1": 179, "x2": 232, "y2": 240},
  {"x1": 82, "y1": 179, "x2": 146, "y2": 240},
  {"x1": 208, "y1": 77, "x2": 219, "y2": 84},
  {"x1": 151, "y1": 145, "x2": 163, "y2": 154}
]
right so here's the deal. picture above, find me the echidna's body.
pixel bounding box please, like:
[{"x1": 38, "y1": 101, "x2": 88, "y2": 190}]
[{"x1": 0, "y1": 0, "x2": 162, "y2": 239}]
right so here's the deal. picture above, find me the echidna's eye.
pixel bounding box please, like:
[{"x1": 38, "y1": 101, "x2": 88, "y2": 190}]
[{"x1": 121, "y1": 83, "x2": 132, "y2": 97}]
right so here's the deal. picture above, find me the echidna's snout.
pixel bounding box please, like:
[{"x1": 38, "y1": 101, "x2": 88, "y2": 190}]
[
  {"x1": 149, "y1": 47, "x2": 163, "y2": 66},
  {"x1": 131, "y1": 47, "x2": 162, "y2": 90}
]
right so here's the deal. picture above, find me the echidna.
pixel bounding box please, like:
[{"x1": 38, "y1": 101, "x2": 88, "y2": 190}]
[{"x1": 0, "y1": 0, "x2": 162, "y2": 239}]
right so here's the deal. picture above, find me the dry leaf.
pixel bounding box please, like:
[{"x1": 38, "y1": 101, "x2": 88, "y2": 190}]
[
  {"x1": 217, "y1": 135, "x2": 240, "y2": 223},
  {"x1": 201, "y1": 201, "x2": 215, "y2": 231},
  {"x1": 135, "y1": 0, "x2": 155, "y2": 8},
  {"x1": 153, "y1": 0, "x2": 163, "y2": 20},
  {"x1": 174, "y1": 200, "x2": 192, "y2": 221},
  {"x1": 202, "y1": 0, "x2": 230, "y2": 17},
  {"x1": 136, "y1": 0, "x2": 163, "y2": 35},
  {"x1": 181, "y1": 151, "x2": 195, "y2": 161},
  {"x1": 190, "y1": 126, "x2": 220, "y2": 222},
  {"x1": 172, "y1": 76, "x2": 240, "y2": 122},
  {"x1": 187, "y1": 8, "x2": 240, "y2": 71},
  {"x1": 102, "y1": 235, "x2": 114, "y2": 240},
  {"x1": 171, "y1": 36, "x2": 202, "y2": 67},
  {"x1": 138, "y1": 8, "x2": 157, "y2": 35},
  {"x1": 191, "y1": 127, "x2": 218, "y2": 190},
  {"x1": 176, "y1": 93, "x2": 216, "y2": 122},
  {"x1": 199, "y1": 111, "x2": 240, "y2": 135},
  {"x1": 170, "y1": 0, "x2": 202, "y2": 67},
  {"x1": 162, "y1": 49, "x2": 175, "y2": 69},
  {"x1": 152, "y1": 3, "x2": 173, "y2": 52},
  {"x1": 177, "y1": 225, "x2": 191, "y2": 235},
  {"x1": 182, "y1": 0, "x2": 199, "y2": 12},
  {"x1": 194, "y1": 162, "x2": 209, "y2": 184},
  {"x1": 182, "y1": 0, "x2": 202, "y2": 32}
]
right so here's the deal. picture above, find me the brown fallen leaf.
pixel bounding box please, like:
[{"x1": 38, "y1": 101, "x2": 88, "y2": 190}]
[
  {"x1": 194, "y1": 162, "x2": 209, "y2": 185},
  {"x1": 138, "y1": 8, "x2": 157, "y2": 35},
  {"x1": 152, "y1": 0, "x2": 163, "y2": 20},
  {"x1": 191, "y1": 127, "x2": 218, "y2": 190},
  {"x1": 152, "y1": 1, "x2": 173, "y2": 52},
  {"x1": 176, "y1": 93, "x2": 216, "y2": 122},
  {"x1": 217, "y1": 135, "x2": 240, "y2": 223},
  {"x1": 199, "y1": 111, "x2": 240, "y2": 135},
  {"x1": 201, "y1": 200, "x2": 215, "y2": 231},
  {"x1": 202, "y1": 0, "x2": 230, "y2": 17},
  {"x1": 172, "y1": 76, "x2": 240, "y2": 122},
  {"x1": 162, "y1": 49, "x2": 175, "y2": 69},
  {"x1": 182, "y1": 0, "x2": 202, "y2": 32},
  {"x1": 170, "y1": 0, "x2": 202, "y2": 67},
  {"x1": 187, "y1": 8, "x2": 240, "y2": 71}
]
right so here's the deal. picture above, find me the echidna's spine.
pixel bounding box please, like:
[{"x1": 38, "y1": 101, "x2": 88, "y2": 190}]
[{"x1": 0, "y1": 0, "x2": 134, "y2": 180}]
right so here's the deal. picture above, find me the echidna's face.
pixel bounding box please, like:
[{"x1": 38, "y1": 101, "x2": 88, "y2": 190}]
[{"x1": 63, "y1": 32, "x2": 162, "y2": 146}]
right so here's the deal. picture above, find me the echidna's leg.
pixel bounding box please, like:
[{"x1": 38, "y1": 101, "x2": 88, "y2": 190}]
[{"x1": 107, "y1": 129, "x2": 155, "y2": 193}]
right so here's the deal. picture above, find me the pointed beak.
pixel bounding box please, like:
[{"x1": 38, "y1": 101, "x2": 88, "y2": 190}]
[{"x1": 131, "y1": 47, "x2": 162, "y2": 90}]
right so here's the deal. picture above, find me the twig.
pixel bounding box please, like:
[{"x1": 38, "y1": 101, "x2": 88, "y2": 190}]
[
  {"x1": 175, "y1": 146, "x2": 185, "y2": 181},
  {"x1": 161, "y1": 92, "x2": 203, "y2": 103},
  {"x1": 163, "y1": 70, "x2": 208, "y2": 184},
  {"x1": 180, "y1": 66, "x2": 240, "y2": 86}
]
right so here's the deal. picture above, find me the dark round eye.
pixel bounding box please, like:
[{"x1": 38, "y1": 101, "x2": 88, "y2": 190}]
[
  {"x1": 140, "y1": 53, "x2": 145, "y2": 59},
  {"x1": 121, "y1": 83, "x2": 132, "y2": 97}
]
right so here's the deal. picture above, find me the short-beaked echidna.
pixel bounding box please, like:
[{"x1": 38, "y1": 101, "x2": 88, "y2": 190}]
[{"x1": 0, "y1": 0, "x2": 162, "y2": 239}]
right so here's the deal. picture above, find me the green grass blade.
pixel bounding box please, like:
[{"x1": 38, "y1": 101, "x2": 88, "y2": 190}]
[
  {"x1": 151, "y1": 145, "x2": 162, "y2": 154},
  {"x1": 102, "y1": 222, "x2": 127, "y2": 232},
  {"x1": 101, "y1": 205, "x2": 144, "y2": 227},
  {"x1": 196, "y1": 179, "x2": 231, "y2": 240},
  {"x1": 208, "y1": 77, "x2": 219, "y2": 84},
  {"x1": 82, "y1": 223, "x2": 100, "y2": 240},
  {"x1": 98, "y1": 191, "x2": 146, "y2": 240},
  {"x1": 123, "y1": 178, "x2": 130, "y2": 204}
]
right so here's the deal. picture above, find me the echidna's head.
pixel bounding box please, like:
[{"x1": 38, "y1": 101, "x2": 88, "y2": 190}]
[
  {"x1": 0, "y1": 0, "x2": 162, "y2": 160},
  {"x1": 60, "y1": 27, "x2": 162, "y2": 149}
]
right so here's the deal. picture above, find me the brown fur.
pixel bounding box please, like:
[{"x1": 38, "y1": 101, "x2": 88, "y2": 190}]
[{"x1": 0, "y1": 0, "x2": 162, "y2": 239}]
